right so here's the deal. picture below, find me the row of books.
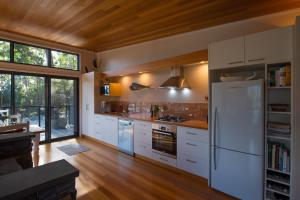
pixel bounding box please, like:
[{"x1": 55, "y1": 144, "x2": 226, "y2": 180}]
[
  {"x1": 268, "y1": 64, "x2": 291, "y2": 87},
  {"x1": 268, "y1": 143, "x2": 290, "y2": 173}
]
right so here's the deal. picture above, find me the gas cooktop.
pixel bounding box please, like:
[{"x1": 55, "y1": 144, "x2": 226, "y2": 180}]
[{"x1": 155, "y1": 115, "x2": 187, "y2": 123}]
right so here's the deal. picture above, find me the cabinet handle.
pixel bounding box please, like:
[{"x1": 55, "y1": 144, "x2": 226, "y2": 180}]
[
  {"x1": 186, "y1": 131, "x2": 197, "y2": 136},
  {"x1": 186, "y1": 142, "x2": 197, "y2": 147},
  {"x1": 228, "y1": 61, "x2": 243, "y2": 65},
  {"x1": 248, "y1": 58, "x2": 264, "y2": 62},
  {"x1": 160, "y1": 157, "x2": 168, "y2": 162},
  {"x1": 186, "y1": 159, "x2": 197, "y2": 164}
]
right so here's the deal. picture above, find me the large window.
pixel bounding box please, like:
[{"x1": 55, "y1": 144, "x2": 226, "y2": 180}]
[
  {"x1": 51, "y1": 50, "x2": 78, "y2": 70},
  {"x1": 0, "y1": 40, "x2": 10, "y2": 62},
  {"x1": 14, "y1": 43, "x2": 48, "y2": 66},
  {"x1": 0, "y1": 39, "x2": 79, "y2": 70}
]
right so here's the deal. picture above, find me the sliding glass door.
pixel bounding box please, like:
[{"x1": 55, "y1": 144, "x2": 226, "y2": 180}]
[
  {"x1": 50, "y1": 78, "x2": 78, "y2": 140},
  {"x1": 14, "y1": 75, "x2": 46, "y2": 141},
  {"x1": 0, "y1": 71, "x2": 79, "y2": 142}
]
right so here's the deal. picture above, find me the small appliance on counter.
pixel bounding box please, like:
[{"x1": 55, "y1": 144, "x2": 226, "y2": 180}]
[
  {"x1": 99, "y1": 101, "x2": 111, "y2": 113},
  {"x1": 118, "y1": 119, "x2": 134, "y2": 156}
]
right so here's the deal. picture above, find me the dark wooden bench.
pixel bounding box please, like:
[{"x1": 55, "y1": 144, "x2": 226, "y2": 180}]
[
  {"x1": 0, "y1": 132, "x2": 34, "y2": 169},
  {"x1": 0, "y1": 159, "x2": 79, "y2": 200}
]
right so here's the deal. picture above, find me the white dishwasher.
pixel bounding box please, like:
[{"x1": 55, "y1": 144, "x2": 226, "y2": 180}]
[{"x1": 118, "y1": 119, "x2": 134, "y2": 156}]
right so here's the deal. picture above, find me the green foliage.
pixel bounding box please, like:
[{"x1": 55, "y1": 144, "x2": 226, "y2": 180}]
[
  {"x1": 0, "y1": 74, "x2": 11, "y2": 108},
  {"x1": 14, "y1": 43, "x2": 48, "y2": 66},
  {"x1": 0, "y1": 41, "x2": 10, "y2": 61},
  {"x1": 52, "y1": 50, "x2": 78, "y2": 70},
  {"x1": 51, "y1": 79, "x2": 75, "y2": 106},
  {"x1": 15, "y1": 75, "x2": 45, "y2": 107}
]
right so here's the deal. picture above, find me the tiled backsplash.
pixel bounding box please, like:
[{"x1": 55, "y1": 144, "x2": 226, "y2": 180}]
[{"x1": 105, "y1": 101, "x2": 208, "y2": 121}]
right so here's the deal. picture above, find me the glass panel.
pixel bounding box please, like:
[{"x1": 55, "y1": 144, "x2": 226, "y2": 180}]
[
  {"x1": 14, "y1": 43, "x2": 48, "y2": 66},
  {"x1": 15, "y1": 75, "x2": 46, "y2": 141},
  {"x1": 0, "y1": 73, "x2": 11, "y2": 126},
  {"x1": 51, "y1": 78, "x2": 77, "y2": 139},
  {"x1": 51, "y1": 50, "x2": 78, "y2": 70},
  {"x1": 0, "y1": 40, "x2": 10, "y2": 61}
]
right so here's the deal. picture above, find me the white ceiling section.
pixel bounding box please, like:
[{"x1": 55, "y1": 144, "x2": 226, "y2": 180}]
[{"x1": 97, "y1": 8, "x2": 300, "y2": 74}]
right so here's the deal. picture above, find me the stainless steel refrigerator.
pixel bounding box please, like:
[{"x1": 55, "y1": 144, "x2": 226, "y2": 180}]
[{"x1": 211, "y1": 79, "x2": 264, "y2": 200}]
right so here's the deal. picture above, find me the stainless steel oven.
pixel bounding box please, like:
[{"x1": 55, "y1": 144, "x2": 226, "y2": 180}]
[{"x1": 152, "y1": 123, "x2": 177, "y2": 158}]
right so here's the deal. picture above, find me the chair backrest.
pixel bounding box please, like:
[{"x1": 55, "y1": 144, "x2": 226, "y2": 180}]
[{"x1": 0, "y1": 121, "x2": 29, "y2": 134}]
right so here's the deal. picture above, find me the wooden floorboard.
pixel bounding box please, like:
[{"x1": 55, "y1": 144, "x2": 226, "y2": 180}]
[{"x1": 35, "y1": 138, "x2": 235, "y2": 200}]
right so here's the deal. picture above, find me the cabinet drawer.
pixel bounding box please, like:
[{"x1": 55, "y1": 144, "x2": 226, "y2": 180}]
[
  {"x1": 134, "y1": 129, "x2": 152, "y2": 145},
  {"x1": 178, "y1": 127, "x2": 208, "y2": 143},
  {"x1": 134, "y1": 142, "x2": 152, "y2": 158},
  {"x1": 94, "y1": 114, "x2": 104, "y2": 122},
  {"x1": 134, "y1": 120, "x2": 152, "y2": 131},
  {"x1": 152, "y1": 152, "x2": 177, "y2": 167},
  {"x1": 177, "y1": 155, "x2": 209, "y2": 178},
  {"x1": 94, "y1": 130, "x2": 104, "y2": 141},
  {"x1": 178, "y1": 139, "x2": 209, "y2": 160}
]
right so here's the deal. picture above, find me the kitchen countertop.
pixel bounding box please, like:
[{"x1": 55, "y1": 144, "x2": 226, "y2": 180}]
[{"x1": 95, "y1": 112, "x2": 208, "y2": 130}]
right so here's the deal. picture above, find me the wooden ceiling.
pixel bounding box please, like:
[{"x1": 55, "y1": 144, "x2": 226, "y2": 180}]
[{"x1": 1, "y1": 0, "x2": 300, "y2": 52}]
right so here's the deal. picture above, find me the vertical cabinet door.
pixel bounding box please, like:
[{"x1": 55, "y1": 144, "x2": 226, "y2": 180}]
[
  {"x1": 245, "y1": 26, "x2": 293, "y2": 64},
  {"x1": 81, "y1": 72, "x2": 94, "y2": 136},
  {"x1": 209, "y1": 37, "x2": 245, "y2": 70},
  {"x1": 103, "y1": 116, "x2": 118, "y2": 146}
]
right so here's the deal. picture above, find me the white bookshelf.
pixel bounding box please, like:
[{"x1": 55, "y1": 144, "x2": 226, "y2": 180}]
[{"x1": 265, "y1": 62, "x2": 292, "y2": 200}]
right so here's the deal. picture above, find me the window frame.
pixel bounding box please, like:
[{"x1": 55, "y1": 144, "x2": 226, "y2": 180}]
[{"x1": 0, "y1": 38, "x2": 80, "y2": 71}]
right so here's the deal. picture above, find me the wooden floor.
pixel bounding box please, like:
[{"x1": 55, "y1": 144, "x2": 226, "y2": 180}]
[{"x1": 35, "y1": 137, "x2": 235, "y2": 200}]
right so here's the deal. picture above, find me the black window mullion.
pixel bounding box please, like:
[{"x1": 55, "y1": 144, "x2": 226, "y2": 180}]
[
  {"x1": 10, "y1": 42, "x2": 14, "y2": 63},
  {"x1": 11, "y1": 73, "x2": 15, "y2": 114},
  {"x1": 48, "y1": 48, "x2": 52, "y2": 68}
]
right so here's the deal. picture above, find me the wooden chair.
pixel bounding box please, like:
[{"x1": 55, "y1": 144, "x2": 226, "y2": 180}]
[{"x1": 0, "y1": 121, "x2": 29, "y2": 134}]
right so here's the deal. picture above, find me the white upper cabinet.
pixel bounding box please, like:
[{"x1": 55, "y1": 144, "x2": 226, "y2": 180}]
[
  {"x1": 245, "y1": 26, "x2": 293, "y2": 64},
  {"x1": 209, "y1": 26, "x2": 293, "y2": 70},
  {"x1": 209, "y1": 37, "x2": 245, "y2": 70}
]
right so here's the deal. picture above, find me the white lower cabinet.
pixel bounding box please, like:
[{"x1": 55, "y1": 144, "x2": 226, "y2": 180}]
[
  {"x1": 133, "y1": 120, "x2": 152, "y2": 159},
  {"x1": 134, "y1": 142, "x2": 152, "y2": 158},
  {"x1": 94, "y1": 114, "x2": 118, "y2": 146},
  {"x1": 152, "y1": 151, "x2": 177, "y2": 168},
  {"x1": 177, "y1": 126, "x2": 209, "y2": 178},
  {"x1": 177, "y1": 155, "x2": 209, "y2": 178}
]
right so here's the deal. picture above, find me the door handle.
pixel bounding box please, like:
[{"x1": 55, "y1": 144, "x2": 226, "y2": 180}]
[
  {"x1": 228, "y1": 61, "x2": 243, "y2": 65},
  {"x1": 213, "y1": 107, "x2": 218, "y2": 170},
  {"x1": 248, "y1": 58, "x2": 264, "y2": 62},
  {"x1": 186, "y1": 159, "x2": 197, "y2": 164},
  {"x1": 186, "y1": 142, "x2": 197, "y2": 147}
]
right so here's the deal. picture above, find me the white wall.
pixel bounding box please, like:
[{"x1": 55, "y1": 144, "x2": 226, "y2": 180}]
[
  {"x1": 117, "y1": 64, "x2": 208, "y2": 103},
  {"x1": 97, "y1": 8, "x2": 300, "y2": 74}
]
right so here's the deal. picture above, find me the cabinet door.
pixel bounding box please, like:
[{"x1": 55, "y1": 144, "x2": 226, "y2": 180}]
[
  {"x1": 103, "y1": 116, "x2": 118, "y2": 146},
  {"x1": 82, "y1": 72, "x2": 94, "y2": 136},
  {"x1": 245, "y1": 26, "x2": 293, "y2": 64},
  {"x1": 209, "y1": 37, "x2": 245, "y2": 69}
]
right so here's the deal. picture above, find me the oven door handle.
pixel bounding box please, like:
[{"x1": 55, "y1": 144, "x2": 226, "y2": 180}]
[{"x1": 152, "y1": 130, "x2": 175, "y2": 136}]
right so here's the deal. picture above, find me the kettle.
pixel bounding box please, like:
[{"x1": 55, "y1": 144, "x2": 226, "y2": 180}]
[{"x1": 100, "y1": 101, "x2": 106, "y2": 113}]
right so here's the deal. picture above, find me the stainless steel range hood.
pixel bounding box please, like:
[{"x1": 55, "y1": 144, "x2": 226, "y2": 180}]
[{"x1": 159, "y1": 67, "x2": 190, "y2": 89}]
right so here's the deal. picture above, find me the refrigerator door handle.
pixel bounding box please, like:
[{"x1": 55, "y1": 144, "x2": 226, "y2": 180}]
[{"x1": 214, "y1": 107, "x2": 217, "y2": 170}]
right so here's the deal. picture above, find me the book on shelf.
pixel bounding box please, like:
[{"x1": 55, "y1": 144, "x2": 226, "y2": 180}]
[
  {"x1": 268, "y1": 142, "x2": 290, "y2": 173},
  {"x1": 268, "y1": 122, "x2": 291, "y2": 134},
  {"x1": 268, "y1": 64, "x2": 291, "y2": 87}
]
